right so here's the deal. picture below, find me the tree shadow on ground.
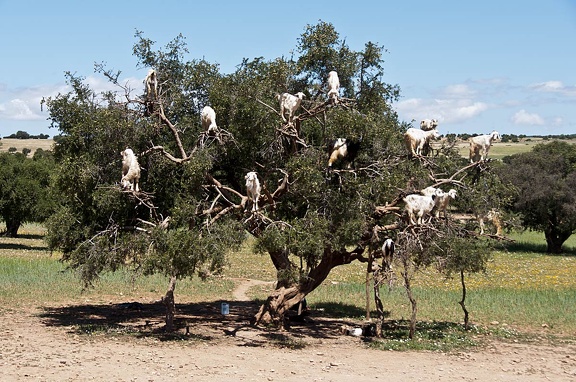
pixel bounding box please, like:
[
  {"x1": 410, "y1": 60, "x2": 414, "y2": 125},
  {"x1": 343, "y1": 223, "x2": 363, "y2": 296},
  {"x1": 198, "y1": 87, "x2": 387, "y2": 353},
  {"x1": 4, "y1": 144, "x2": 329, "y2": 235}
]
[
  {"x1": 503, "y1": 241, "x2": 576, "y2": 256},
  {"x1": 0, "y1": 232, "x2": 45, "y2": 240},
  {"x1": 38, "y1": 299, "x2": 383, "y2": 346},
  {"x1": 0, "y1": 242, "x2": 51, "y2": 252}
]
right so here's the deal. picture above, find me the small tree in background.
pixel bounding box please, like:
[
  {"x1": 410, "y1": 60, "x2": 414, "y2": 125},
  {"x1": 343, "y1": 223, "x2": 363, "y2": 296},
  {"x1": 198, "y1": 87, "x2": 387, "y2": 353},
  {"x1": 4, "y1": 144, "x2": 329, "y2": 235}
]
[
  {"x1": 501, "y1": 141, "x2": 576, "y2": 253},
  {"x1": 0, "y1": 152, "x2": 55, "y2": 237}
]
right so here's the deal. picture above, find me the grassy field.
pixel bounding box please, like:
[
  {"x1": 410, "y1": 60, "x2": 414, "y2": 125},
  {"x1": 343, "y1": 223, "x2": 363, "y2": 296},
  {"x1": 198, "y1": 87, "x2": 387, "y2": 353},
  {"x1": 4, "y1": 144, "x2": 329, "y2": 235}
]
[
  {"x1": 453, "y1": 137, "x2": 576, "y2": 160},
  {"x1": 0, "y1": 138, "x2": 55, "y2": 157},
  {"x1": 1, "y1": 224, "x2": 575, "y2": 340},
  {"x1": 2, "y1": 137, "x2": 576, "y2": 347},
  {"x1": 2, "y1": 137, "x2": 575, "y2": 161}
]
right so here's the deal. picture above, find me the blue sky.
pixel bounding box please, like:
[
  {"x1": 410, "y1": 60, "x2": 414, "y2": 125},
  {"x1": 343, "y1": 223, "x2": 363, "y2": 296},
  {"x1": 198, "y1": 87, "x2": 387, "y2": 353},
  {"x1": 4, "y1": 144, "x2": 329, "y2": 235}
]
[{"x1": 0, "y1": 0, "x2": 575, "y2": 138}]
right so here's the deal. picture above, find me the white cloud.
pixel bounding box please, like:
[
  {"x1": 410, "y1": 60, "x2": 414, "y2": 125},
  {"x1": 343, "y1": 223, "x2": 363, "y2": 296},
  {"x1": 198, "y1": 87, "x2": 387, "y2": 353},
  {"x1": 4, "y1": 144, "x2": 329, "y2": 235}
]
[
  {"x1": 530, "y1": 81, "x2": 576, "y2": 97},
  {"x1": 395, "y1": 97, "x2": 489, "y2": 124},
  {"x1": 0, "y1": 99, "x2": 43, "y2": 120},
  {"x1": 511, "y1": 109, "x2": 545, "y2": 125},
  {"x1": 0, "y1": 75, "x2": 143, "y2": 122},
  {"x1": 552, "y1": 117, "x2": 563, "y2": 126},
  {"x1": 441, "y1": 84, "x2": 476, "y2": 98}
]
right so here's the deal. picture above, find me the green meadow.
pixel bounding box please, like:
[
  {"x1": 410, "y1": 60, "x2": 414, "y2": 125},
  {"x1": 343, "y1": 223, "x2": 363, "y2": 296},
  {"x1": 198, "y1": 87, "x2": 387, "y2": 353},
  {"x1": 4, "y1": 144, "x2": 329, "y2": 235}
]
[{"x1": 1, "y1": 224, "x2": 575, "y2": 340}]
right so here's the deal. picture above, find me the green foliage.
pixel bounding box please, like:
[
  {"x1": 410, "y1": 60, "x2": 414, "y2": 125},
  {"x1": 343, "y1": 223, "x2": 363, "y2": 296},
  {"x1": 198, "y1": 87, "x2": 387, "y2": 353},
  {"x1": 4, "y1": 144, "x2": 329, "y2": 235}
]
[
  {"x1": 0, "y1": 152, "x2": 55, "y2": 236},
  {"x1": 145, "y1": 219, "x2": 245, "y2": 280},
  {"x1": 431, "y1": 233, "x2": 493, "y2": 276},
  {"x1": 501, "y1": 140, "x2": 576, "y2": 253},
  {"x1": 40, "y1": 21, "x2": 507, "y2": 329}
]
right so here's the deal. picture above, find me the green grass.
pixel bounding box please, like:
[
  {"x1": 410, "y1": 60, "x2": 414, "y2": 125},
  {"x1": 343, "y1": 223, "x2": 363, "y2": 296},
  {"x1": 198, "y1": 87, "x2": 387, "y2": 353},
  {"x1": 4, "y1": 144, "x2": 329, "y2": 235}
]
[
  {"x1": 226, "y1": 227, "x2": 576, "y2": 336},
  {"x1": 2, "y1": 223, "x2": 576, "y2": 345},
  {"x1": 0, "y1": 224, "x2": 235, "y2": 308}
]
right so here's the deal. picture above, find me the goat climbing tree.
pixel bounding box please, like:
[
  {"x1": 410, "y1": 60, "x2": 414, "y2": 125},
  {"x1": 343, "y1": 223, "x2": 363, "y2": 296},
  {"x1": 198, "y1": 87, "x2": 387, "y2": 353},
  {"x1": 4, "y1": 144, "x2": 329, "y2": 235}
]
[{"x1": 44, "y1": 22, "x2": 510, "y2": 333}]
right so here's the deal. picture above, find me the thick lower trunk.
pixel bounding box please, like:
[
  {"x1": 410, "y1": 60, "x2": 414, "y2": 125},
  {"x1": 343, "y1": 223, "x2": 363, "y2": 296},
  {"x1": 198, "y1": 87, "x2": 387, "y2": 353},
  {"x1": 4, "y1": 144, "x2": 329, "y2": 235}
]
[
  {"x1": 162, "y1": 275, "x2": 177, "y2": 332},
  {"x1": 253, "y1": 285, "x2": 305, "y2": 328},
  {"x1": 544, "y1": 227, "x2": 571, "y2": 254},
  {"x1": 3, "y1": 219, "x2": 21, "y2": 238},
  {"x1": 254, "y1": 244, "x2": 368, "y2": 328}
]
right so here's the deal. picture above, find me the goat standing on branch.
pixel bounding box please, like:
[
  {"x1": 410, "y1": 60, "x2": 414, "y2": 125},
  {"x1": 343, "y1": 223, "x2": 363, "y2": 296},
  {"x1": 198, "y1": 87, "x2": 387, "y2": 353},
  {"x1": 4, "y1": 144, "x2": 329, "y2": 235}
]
[
  {"x1": 469, "y1": 131, "x2": 500, "y2": 163},
  {"x1": 381, "y1": 238, "x2": 395, "y2": 272},
  {"x1": 421, "y1": 186, "x2": 457, "y2": 218},
  {"x1": 245, "y1": 171, "x2": 261, "y2": 212},
  {"x1": 327, "y1": 70, "x2": 340, "y2": 104},
  {"x1": 420, "y1": 119, "x2": 438, "y2": 131},
  {"x1": 278, "y1": 92, "x2": 305, "y2": 123},
  {"x1": 201, "y1": 106, "x2": 219, "y2": 135},
  {"x1": 144, "y1": 69, "x2": 158, "y2": 116},
  {"x1": 404, "y1": 128, "x2": 440, "y2": 157},
  {"x1": 403, "y1": 190, "x2": 441, "y2": 225},
  {"x1": 327, "y1": 138, "x2": 361, "y2": 169},
  {"x1": 121, "y1": 148, "x2": 141, "y2": 192}
]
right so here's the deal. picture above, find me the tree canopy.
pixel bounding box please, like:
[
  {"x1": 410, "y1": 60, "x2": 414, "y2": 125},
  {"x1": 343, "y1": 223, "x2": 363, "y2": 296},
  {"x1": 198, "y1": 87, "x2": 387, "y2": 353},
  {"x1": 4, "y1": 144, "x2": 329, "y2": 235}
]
[
  {"x1": 502, "y1": 140, "x2": 576, "y2": 253},
  {"x1": 43, "y1": 21, "x2": 504, "y2": 332},
  {"x1": 0, "y1": 151, "x2": 55, "y2": 237}
]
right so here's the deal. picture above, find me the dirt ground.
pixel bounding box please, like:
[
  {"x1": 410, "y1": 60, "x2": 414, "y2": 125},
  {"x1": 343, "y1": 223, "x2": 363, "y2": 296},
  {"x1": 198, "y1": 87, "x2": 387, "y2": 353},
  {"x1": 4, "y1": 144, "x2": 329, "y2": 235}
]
[{"x1": 1, "y1": 279, "x2": 576, "y2": 382}]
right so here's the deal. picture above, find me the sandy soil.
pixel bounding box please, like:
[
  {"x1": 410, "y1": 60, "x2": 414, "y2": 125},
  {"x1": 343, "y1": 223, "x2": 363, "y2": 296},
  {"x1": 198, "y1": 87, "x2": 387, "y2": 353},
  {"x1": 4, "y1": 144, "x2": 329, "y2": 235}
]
[{"x1": 1, "y1": 279, "x2": 575, "y2": 382}]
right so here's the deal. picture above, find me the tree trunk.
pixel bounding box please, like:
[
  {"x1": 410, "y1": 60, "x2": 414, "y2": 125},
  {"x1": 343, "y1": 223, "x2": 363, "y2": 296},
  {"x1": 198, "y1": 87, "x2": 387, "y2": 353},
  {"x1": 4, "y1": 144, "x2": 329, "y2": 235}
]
[
  {"x1": 162, "y1": 275, "x2": 177, "y2": 332},
  {"x1": 254, "y1": 244, "x2": 367, "y2": 328},
  {"x1": 459, "y1": 270, "x2": 470, "y2": 330},
  {"x1": 3, "y1": 218, "x2": 21, "y2": 238},
  {"x1": 544, "y1": 226, "x2": 571, "y2": 254},
  {"x1": 373, "y1": 270, "x2": 385, "y2": 338},
  {"x1": 365, "y1": 251, "x2": 373, "y2": 321},
  {"x1": 401, "y1": 257, "x2": 417, "y2": 339},
  {"x1": 253, "y1": 285, "x2": 305, "y2": 328}
]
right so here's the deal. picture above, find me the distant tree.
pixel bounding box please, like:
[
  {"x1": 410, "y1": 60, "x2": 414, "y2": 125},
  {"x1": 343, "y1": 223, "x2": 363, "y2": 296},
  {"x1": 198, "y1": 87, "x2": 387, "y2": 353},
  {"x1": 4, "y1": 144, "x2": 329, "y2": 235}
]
[
  {"x1": 0, "y1": 152, "x2": 55, "y2": 237},
  {"x1": 501, "y1": 141, "x2": 576, "y2": 253},
  {"x1": 8, "y1": 147, "x2": 17, "y2": 153},
  {"x1": 15, "y1": 131, "x2": 30, "y2": 139},
  {"x1": 22, "y1": 148, "x2": 31, "y2": 156}
]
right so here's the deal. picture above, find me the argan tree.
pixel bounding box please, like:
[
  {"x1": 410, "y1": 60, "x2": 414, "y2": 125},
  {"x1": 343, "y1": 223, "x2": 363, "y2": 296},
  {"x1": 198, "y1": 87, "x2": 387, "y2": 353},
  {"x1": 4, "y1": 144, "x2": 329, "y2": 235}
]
[{"x1": 44, "y1": 21, "x2": 503, "y2": 332}]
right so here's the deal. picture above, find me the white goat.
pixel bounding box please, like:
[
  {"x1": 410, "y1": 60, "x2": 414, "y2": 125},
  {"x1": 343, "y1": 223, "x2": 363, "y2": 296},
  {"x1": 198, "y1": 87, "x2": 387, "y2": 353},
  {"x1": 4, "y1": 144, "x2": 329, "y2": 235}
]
[
  {"x1": 145, "y1": 69, "x2": 158, "y2": 99},
  {"x1": 404, "y1": 191, "x2": 441, "y2": 225},
  {"x1": 201, "y1": 106, "x2": 218, "y2": 134},
  {"x1": 469, "y1": 131, "x2": 501, "y2": 163},
  {"x1": 381, "y1": 238, "x2": 395, "y2": 272},
  {"x1": 327, "y1": 70, "x2": 340, "y2": 104},
  {"x1": 245, "y1": 171, "x2": 261, "y2": 212},
  {"x1": 422, "y1": 186, "x2": 457, "y2": 218},
  {"x1": 121, "y1": 148, "x2": 141, "y2": 192},
  {"x1": 278, "y1": 92, "x2": 305, "y2": 123},
  {"x1": 404, "y1": 128, "x2": 440, "y2": 157},
  {"x1": 420, "y1": 119, "x2": 438, "y2": 131},
  {"x1": 437, "y1": 189, "x2": 457, "y2": 218}
]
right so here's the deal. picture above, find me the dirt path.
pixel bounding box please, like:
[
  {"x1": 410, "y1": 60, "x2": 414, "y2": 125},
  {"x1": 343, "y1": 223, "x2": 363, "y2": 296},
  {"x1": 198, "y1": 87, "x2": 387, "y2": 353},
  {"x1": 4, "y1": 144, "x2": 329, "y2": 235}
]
[
  {"x1": 231, "y1": 278, "x2": 274, "y2": 302},
  {"x1": 1, "y1": 281, "x2": 575, "y2": 382}
]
